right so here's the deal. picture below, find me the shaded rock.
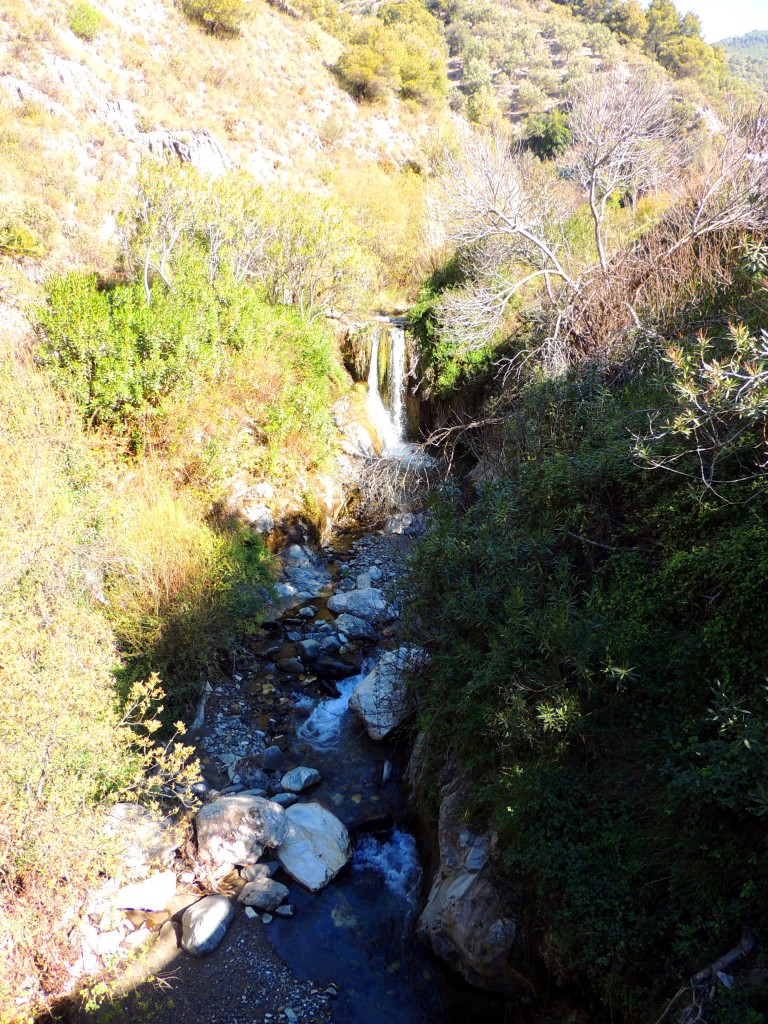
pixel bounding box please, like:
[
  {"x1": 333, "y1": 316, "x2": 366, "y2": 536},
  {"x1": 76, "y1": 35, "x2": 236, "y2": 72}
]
[
  {"x1": 261, "y1": 745, "x2": 287, "y2": 772},
  {"x1": 114, "y1": 871, "x2": 177, "y2": 912},
  {"x1": 327, "y1": 587, "x2": 392, "y2": 623},
  {"x1": 417, "y1": 790, "x2": 516, "y2": 991},
  {"x1": 298, "y1": 639, "x2": 321, "y2": 661},
  {"x1": 181, "y1": 896, "x2": 235, "y2": 957},
  {"x1": 238, "y1": 878, "x2": 289, "y2": 911},
  {"x1": 275, "y1": 903, "x2": 296, "y2": 918},
  {"x1": 349, "y1": 646, "x2": 427, "y2": 741},
  {"x1": 333, "y1": 613, "x2": 378, "y2": 642},
  {"x1": 277, "y1": 802, "x2": 351, "y2": 892},
  {"x1": 385, "y1": 512, "x2": 426, "y2": 536},
  {"x1": 315, "y1": 655, "x2": 360, "y2": 680},
  {"x1": 195, "y1": 795, "x2": 286, "y2": 879},
  {"x1": 277, "y1": 657, "x2": 304, "y2": 674},
  {"x1": 281, "y1": 766, "x2": 321, "y2": 793}
]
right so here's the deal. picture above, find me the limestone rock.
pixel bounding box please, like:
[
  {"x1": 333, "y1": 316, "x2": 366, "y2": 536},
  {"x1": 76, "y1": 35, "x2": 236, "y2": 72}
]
[
  {"x1": 277, "y1": 802, "x2": 351, "y2": 892},
  {"x1": 327, "y1": 587, "x2": 392, "y2": 623},
  {"x1": 281, "y1": 766, "x2": 321, "y2": 793},
  {"x1": 181, "y1": 895, "x2": 235, "y2": 957},
  {"x1": 238, "y1": 878, "x2": 289, "y2": 911},
  {"x1": 349, "y1": 646, "x2": 427, "y2": 741},
  {"x1": 417, "y1": 790, "x2": 516, "y2": 991},
  {"x1": 195, "y1": 795, "x2": 286, "y2": 879},
  {"x1": 332, "y1": 613, "x2": 378, "y2": 641},
  {"x1": 114, "y1": 870, "x2": 177, "y2": 912}
]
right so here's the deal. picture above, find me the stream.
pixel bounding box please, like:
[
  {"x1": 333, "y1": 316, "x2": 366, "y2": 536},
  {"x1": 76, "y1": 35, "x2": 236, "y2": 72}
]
[{"x1": 72, "y1": 322, "x2": 505, "y2": 1024}]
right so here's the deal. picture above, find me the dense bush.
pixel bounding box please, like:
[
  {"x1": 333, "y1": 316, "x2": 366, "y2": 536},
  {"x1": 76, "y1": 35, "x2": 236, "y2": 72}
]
[
  {"x1": 522, "y1": 108, "x2": 572, "y2": 158},
  {"x1": 405, "y1": 270, "x2": 768, "y2": 1020},
  {"x1": 335, "y1": 0, "x2": 448, "y2": 104},
  {"x1": 67, "y1": 1, "x2": 102, "y2": 40}
]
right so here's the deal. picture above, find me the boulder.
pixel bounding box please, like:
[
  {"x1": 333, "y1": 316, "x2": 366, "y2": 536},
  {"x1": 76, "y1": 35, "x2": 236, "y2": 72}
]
[
  {"x1": 384, "y1": 512, "x2": 426, "y2": 536},
  {"x1": 238, "y1": 878, "x2": 290, "y2": 911},
  {"x1": 277, "y1": 802, "x2": 351, "y2": 892},
  {"x1": 349, "y1": 646, "x2": 427, "y2": 741},
  {"x1": 114, "y1": 870, "x2": 177, "y2": 912},
  {"x1": 332, "y1": 613, "x2": 378, "y2": 641},
  {"x1": 327, "y1": 587, "x2": 392, "y2": 623},
  {"x1": 195, "y1": 795, "x2": 286, "y2": 879},
  {"x1": 281, "y1": 766, "x2": 321, "y2": 793},
  {"x1": 240, "y1": 502, "x2": 274, "y2": 533},
  {"x1": 416, "y1": 790, "x2": 516, "y2": 991},
  {"x1": 181, "y1": 895, "x2": 235, "y2": 957}
]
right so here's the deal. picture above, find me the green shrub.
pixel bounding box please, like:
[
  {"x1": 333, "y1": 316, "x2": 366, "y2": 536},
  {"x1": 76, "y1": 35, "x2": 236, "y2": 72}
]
[
  {"x1": 404, "y1": 271, "x2": 768, "y2": 1020},
  {"x1": 523, "y1": 109, "x2": 573, "y2": 159},
  {"x1": 68, "y1": 1, "x2": 103, "y2": 40}
]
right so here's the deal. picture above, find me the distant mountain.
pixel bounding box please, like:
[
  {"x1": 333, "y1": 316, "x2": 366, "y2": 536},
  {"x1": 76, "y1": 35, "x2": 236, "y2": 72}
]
[{"x1": 720, "y1": 29, "x2": 768, "y2": 95}]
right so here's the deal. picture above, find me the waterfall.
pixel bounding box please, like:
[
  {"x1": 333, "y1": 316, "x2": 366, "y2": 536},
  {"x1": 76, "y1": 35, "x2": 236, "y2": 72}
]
[{"x1": 366, "y1": 323, "x2": 407, "y2": 454}]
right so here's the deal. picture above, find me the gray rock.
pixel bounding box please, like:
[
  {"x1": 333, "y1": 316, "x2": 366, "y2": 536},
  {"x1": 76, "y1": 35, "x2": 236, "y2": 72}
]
[
  {"x1": 241, "y1": 861, "x2": 279, "y2": 881},
  {"x1": 277, "y1": 802, "x2": 351, "y2": 892},
  {"x1": 281, "y1": 766, "x2": 321, "y2": 793},
  {"x1": 181, "y1": 895, "x2": 235, "y2": 957},
  {"x1": 417, "y1": 790, "x2": 515, "y2": 991},
  {"x1": 384, "y1": 512, "x2": 426, "y2": 536},
  {"x1": 261, "y1": 746, "x2": 287, "y2": 772},
  {"x1": 195, "y1": 795, "x2": 286, "y2": 879},
  {"x1": 275, "y1": 903, "x2": 296, "y2": 918},
  {"x1": 299, "y1": 639, "x2": 321, "y2": 661},
  {"x1": 333, "y1": 613, "x2": 378, "y2": 641},
  {"x1": 356, "y1": 573, "x2": 372, "y2": 590},
  {"x1": 327, "y1": 588, "x2": 393, "y2": 623},
  {"x1": 238, "y1": 877, "x2": 290, "y2": 911},
  {"x1": 272, "y1": 793, "x2": 298, "y2": 808},
  {"x1": 277, "y1": 657, "x2": 304, "y2": 674},
  {"x1": 349, "y1": 646, "x2": 428, "y2": 741}
]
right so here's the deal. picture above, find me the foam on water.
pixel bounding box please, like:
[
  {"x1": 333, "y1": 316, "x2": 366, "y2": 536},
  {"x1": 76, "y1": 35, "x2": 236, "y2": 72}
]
[
  {"x1": 353, "y1": 828, "x2": 422, "y2": 904},
  {"x1": 296, "y1": 661, "x2": 373, "y2": 749}
]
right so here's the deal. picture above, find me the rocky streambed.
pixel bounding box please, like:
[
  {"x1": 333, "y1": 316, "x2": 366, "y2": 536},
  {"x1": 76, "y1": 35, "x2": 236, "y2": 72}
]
[{"x1": 63, "y1": 517, "x2": 510, "y2": 1024}]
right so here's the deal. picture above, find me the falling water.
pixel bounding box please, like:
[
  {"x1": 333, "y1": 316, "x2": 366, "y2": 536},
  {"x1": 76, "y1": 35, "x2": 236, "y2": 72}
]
[{"x1": 366, "y1": 323, "x2": 407, "y2": 454}]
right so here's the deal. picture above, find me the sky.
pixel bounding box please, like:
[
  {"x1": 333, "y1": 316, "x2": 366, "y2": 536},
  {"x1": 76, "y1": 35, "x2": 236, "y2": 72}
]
[{"x1": 671, "y1": 0, "x2": 768, "y2": 42}]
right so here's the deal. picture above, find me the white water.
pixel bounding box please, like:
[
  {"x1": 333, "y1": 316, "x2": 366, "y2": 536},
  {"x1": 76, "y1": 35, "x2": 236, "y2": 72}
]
[
  {"x1": 366, "y1": 324, "x2": 407, "y2": 454},
  {"x1": 353, "y1": 828, "x2": 423, "y2": 905},
  {"x1": 296, "y1": 658, "x2": 375, "y2": 749}
]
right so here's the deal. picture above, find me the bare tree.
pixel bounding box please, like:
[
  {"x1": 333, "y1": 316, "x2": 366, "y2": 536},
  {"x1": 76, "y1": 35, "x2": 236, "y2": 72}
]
[
  {"x1": 433, "y1": 129, "x2": 579, "y2": 350},
  {"x1": 568, "y1": 67, "x2": 690, "y2": 272}
]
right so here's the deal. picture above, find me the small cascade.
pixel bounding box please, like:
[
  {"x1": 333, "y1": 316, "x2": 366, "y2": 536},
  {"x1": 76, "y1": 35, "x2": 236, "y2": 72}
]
[{"x1": 366, "y1": 322, "x2": 407, "y2": 454}]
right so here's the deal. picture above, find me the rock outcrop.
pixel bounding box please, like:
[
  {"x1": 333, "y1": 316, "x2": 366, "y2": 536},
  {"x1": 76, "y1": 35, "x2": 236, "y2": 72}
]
[{"x1": 417, "y1": 789, "x2": 516, "y2": 991}]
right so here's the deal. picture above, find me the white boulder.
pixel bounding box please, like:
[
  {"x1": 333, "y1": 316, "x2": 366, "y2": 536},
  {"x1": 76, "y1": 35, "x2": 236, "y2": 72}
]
[
  {"x1": 181, "y1": 895, "x2": 235, "y2": 957},
  {"x1": 195, "y1": 795, "x2": 286, "y2": 879},
  {"x1": 277, "y1": 802, "x2": 351, "y2": 892},
  {"x1": 349, "y1": 646, "x2": 427, "y2": 741}
]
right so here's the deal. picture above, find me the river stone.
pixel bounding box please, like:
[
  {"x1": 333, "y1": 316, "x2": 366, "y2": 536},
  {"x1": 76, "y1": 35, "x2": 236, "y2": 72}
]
[
  {"x1": 261, "y1": 745, "x2": 287, "y2": 772},
  {"x1": 195, "y1": 795, "x2": 286, "y2": 879},
  {"x1": 281, "y1": 766, "x2": 321, "y2": 793},
  {"x1": 277, "y1": 802, "x2": 351, "y2": 892},
  {"x1": 416, "y1": 790, "x2": 516, "y2": 991},
  {"x1": 327, "y1": 587, "x2": 392, "y2": 623},
  {"x1": 332, "y1": 613, "x2": 378, "y2": 642},
  {"x1": 114, "y1": 870, "x2": 177, "y2": 912},
  {"x1": 349, "y1": 646, "x2": 427, "y2": 741},
  {"x1": 272, "y1": 792, "x2": 298, "y2": 808},
  {"x1": 238, "y1": 877, "x2": 290, "y2": 911},
  {"x1": 181, "y1": 895, "x2": 235, "y2": 957}
]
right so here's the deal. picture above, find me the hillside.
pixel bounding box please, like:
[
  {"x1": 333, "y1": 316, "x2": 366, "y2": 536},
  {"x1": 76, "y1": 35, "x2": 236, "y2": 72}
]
[{"x1": 721, "y1": 29, "x2": 768, "y2": 95}]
